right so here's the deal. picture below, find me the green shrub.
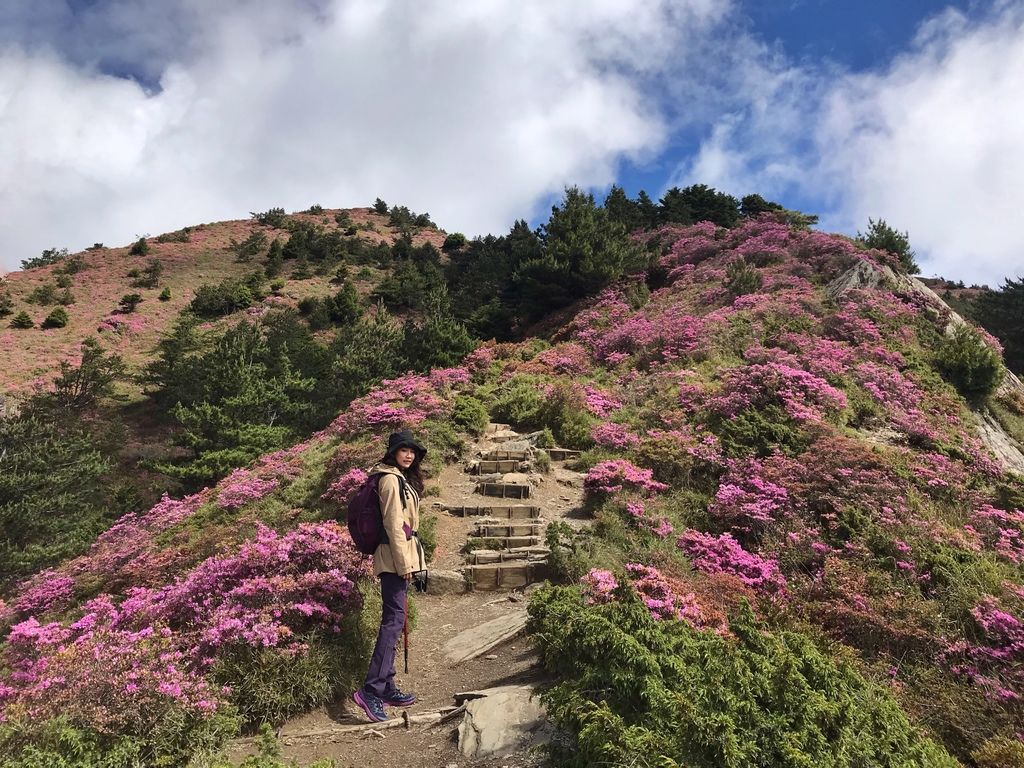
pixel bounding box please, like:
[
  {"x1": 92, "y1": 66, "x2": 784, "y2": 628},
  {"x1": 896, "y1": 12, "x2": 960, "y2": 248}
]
[
  {"x1": 211, "y1": 632, "x2": 368, "y2": 727},
  {"x1": 725, "y1": 257, "x2": 763, "y2": 297},
  {"x1": 451, "y1": 394, "x2": 489, "y2": 435},
  {"x1": 130, "y1": 259, "x2": 163, "y2": 288},
  {"x1": 9, "y1": 311, "x2": 33, "y2": 329},
  {"x1": 20, "y1": 247, "x2": 69, "y2": 270},
  {"x1": 307, "y1": 203, "x2": 324, "y2": 214},
  {"x1": 418, "y1": 515, "x2": 438, "y2": 562},
  {"x1": 158, "y1": 286, "x2": 172, "y2": 301},
  {"x1": 118, "y1": 293, "x2": 143, "y2": 313},
  {"x1": 190, "y1": 273, "x2": 265, "y2": 317},
  {"x1": 41, "y1": 307, "x2": 69, "y2": 329},
  {"x1": 934, "y1": 324, "x2": 1004, "y2": 402},
  {"x1": 334, "y1": 211, "x2": 352, "y2": 227},
  {"x1": 529, "y1": 587, "x2": 957, "y2": 768},
  {"x1": 715, "y1": 403, "x2": 809, "y2": 457},
  {"x1": 251, "y1": 207, "x2": 287, "y2": 227},
  {"x1": 58, "y1": 288, "x2": 75, "y2": 306},
  {"x1": 0, "y1": 292, "x2": 12, "y2": 316},
  {"x1": 442, "y1": 232, "x2": 467, "y2": 252},
  {"x1": 231, "y1": 230, "x2": 269, "y2": 262},
  {"x1": 26, "y1": 283, "x2": 58, "y2": 305},
  {"x1": 55, "y1": 273, "x2": 73, "y2": 289},
  {"x1": 155, "y1": 227, "x2": 192, "y2": 243},
  {"x1": 0, "y1": 709, "x2": 240, "y2": 768},
  {"x1": 372, "y1": 197, "x2": 388, "y2": 215},
  {"x1": 128, "y1": 237, "x2": 149, "y2": 256},
  {"x1": 972, "y1": 736, "x2": 1024, "y2": 768}
]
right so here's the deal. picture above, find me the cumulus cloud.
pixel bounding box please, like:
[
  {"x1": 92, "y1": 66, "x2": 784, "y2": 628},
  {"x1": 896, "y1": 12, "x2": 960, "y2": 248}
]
[
  {"x1": 674, "y1": 3, "x2": 1024, "y2": 286},
  {"x1": 0, "y1": 0, "x2": 732, "y2": 271}
]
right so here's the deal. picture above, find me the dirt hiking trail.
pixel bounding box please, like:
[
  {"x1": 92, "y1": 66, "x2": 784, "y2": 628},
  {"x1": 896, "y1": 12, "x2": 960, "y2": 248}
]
[{"x1": 226, "y1": 425, "x2": 588, "y2": 768}]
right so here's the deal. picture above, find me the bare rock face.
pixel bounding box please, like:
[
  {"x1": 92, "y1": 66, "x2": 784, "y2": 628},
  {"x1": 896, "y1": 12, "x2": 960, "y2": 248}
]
[{"x1": 457, "y1": 684, "x2": 550, "y2": 758}]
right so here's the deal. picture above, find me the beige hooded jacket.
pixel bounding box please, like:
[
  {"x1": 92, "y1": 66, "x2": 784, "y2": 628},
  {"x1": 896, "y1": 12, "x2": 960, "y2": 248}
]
[{"x1": 370, "y1": 464, "x2": 426, "y2": 578}]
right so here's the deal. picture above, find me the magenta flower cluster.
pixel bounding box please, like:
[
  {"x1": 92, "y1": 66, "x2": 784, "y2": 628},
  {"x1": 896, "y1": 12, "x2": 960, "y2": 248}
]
[
  {"x1": 677, "y1": 529, "x2": 787, "y2": 595},
  {"x1": 623, "y1": 563, "x2": 703, "y2": 623},
  {"x1": 944, "y1": 596, "x2": 1024, "y2": 703},
  {"x1": 216, "y1": 468, "x2": 280, "y2": 510},
  {"x1": 0, "y1": 522, "x2": 370, "y2": 730},
  {"x1": 584, "y1": 459, "x2": 669, "y2": 497}
]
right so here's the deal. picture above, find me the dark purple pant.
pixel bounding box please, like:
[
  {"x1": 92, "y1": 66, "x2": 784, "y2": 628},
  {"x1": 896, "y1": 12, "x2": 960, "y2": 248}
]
[{"x1": 363, "y1": 572, "x2": 408, "y2": 697}]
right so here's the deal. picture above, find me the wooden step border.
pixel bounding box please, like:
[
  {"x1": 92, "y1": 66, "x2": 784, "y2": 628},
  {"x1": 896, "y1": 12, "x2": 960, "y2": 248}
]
[
  {"x1": 547, "y1": 448, "x2": 581, "y2": 461},
  {"x1": 468, "y1": 537, "x2": 542, "y2": 553},
  {"x1": 468, "y1": 548, "x2": 547, "y2": 564},
  {"x1": 482, "y1": 449, "x2": 531, "y2": 462},
  {"x1": 444, "y1": 504, "x2": 541, "y2": 519},
  {"x1": 473, "y1": 459, "x2": 521, "y2": 474},
  {"x1": 476, "y1": 482, "x2": 531, "y2": 499},
  {"x1": 474, "y1": 523, "x2": 542, "y2": 538},
  {"x1": 463, "y1": 561, "x2": 550, "y2": 591}
]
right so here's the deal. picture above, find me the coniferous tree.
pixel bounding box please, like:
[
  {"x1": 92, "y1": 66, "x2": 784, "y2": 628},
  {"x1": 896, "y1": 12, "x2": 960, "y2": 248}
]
[
  {"x1": 973, "y1": 276, "x2": 1024, "y2": 373},
  {"x1": 858, "y1": 218, "x2": 919, "y2": 274}
]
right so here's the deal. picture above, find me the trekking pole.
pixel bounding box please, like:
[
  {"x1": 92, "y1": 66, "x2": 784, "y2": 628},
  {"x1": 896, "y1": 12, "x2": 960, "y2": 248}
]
[{"x1": 403, "y1": 590, "x2": 410, "y2": 674}]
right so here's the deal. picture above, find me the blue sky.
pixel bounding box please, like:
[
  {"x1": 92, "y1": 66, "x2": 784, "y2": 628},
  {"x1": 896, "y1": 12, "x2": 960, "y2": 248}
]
[{"x1": 1, "y1": 0, "x2": 1022, "y2": 284}]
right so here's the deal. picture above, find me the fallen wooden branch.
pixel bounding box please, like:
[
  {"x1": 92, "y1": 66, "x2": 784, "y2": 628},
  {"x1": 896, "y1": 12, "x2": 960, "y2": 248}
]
[{"x1": 232, "y1": 707, "x2": 462, "y2": 745}]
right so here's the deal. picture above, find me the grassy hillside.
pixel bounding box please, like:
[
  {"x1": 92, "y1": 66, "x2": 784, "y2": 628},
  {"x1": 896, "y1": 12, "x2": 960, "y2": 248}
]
[
  {"x1": 1, "y1": 192, "x2": 1023, "y2": 766},
  {"x1": 0, "y1": 206, "x2": 444, "y2": 396}
]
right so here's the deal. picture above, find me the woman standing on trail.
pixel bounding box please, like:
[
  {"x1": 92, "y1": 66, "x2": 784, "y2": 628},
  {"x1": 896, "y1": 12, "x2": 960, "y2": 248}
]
[{"x1": 353, "y1": 429, "x2": 428, "y2": 723}]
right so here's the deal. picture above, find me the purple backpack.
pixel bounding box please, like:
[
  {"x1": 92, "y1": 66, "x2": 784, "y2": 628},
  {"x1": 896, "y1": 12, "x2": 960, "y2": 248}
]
[{"x1": 347, "y1": 472, "x2": 407, "y2": 555}]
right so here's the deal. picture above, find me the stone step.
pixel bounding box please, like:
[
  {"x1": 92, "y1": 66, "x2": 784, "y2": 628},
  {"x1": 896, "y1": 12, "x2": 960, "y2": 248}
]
[
  {"x1": 463, "y1": 562, "x2": 550, "y2": 591},
  {"x1": 485, "y1": 423, "x2": 512, "y2": 434},
  {"x1": 473, "y1": 459, "x2": 522, "y2": 474},
  {"x1": 547, "y1": 448, "x2": 581, "y2": 461},
  {"x1": 482, "y1": 449, "x2": 531, "y2": 462},
  {"x1": 488, "y1": 433, "x2": 522, "y2": 444},
  {"x1": 468, "y1": 547, "x2": 548, "y2": 564},
  {"x1": 474, "y1": 523, "x2": 542, "y2": 538},
  {"x1": 444, "y1": 505, "x2": 541, "y2": 520},
  {"x1": 476, "y1": 482, "x2": 531, "y2": 499}
]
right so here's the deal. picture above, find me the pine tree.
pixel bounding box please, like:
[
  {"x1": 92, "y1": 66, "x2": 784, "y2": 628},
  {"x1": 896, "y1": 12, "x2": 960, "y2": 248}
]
[{"x1": 973, "y1": 276, "x2": 1024, "y2": 373}]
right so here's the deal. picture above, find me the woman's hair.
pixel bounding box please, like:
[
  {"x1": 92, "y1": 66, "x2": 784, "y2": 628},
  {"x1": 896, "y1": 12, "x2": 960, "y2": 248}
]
[{"x1": 382, "y1": 455, "x2": 425, "y2": 495}]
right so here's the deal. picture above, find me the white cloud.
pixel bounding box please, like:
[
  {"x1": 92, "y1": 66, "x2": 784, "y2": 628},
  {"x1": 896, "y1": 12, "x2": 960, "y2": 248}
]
[
  {"x1": 0, "y1": 0, "x2": 731, "y2": 270},
  {"x1": 673, "y1": 3, "x2": 1024, "y2": 286},
  {"x1": 816, "y1": 4, "x2": 1024, "y2": 285}
]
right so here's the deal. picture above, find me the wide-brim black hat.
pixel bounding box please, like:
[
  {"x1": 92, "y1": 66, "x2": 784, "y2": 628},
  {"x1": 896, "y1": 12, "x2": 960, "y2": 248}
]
[{"x1": 382, "y1": 429, "x2": 427, "y2": 464}]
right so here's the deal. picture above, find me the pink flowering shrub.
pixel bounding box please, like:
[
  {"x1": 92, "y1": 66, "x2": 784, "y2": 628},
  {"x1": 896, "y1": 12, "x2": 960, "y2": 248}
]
[
  {"x1": 329, "y1": 369, "x2": 469, "y2": 436},
  {"x1": 0, "y1": 522, "x2": 369, "y2": 735},
  {"x1": 591, "y1": 422, "x2": 641, "y2": 449},
  {"x1": 708, "y1": 362, "x2": 847, "y2": 424},
  {"x1": 944, "y1": 597, "x2": 1024, "y2": 705},
  {"x1": 584, "y1": 459, "x2": 669, "y2": 498},
  {"x1": 1, "y1": 618, "x2": 223, "y2": 732},
  {"x1": 966, "y1": 505, "x2": 1024, "y2": 564},
  {"x1": 581, "y1": 569, "x2": 618, "y2": 605},
  {"x1": 321, "y1": 467, "x2": 369, "y2": 506},
  {"x1": 115, "y1": 522, "x2": 370, "y2": 661},
  {"x1": 709, "y1": 457, "x2": 793, "y2": 536},
  {"x1": 623, "y1": 563, "x2": 704, "y2": 623},
  {"x1": 583, "y1": 385, "x2": 622, "y2": 417},
  {"x1": 216, "y1": 468, "x2": 280, "y2": 509},
  {"x1": 678, "y1": 530, "x2": 787, "y2": 595},
  {"x1": 618, "y1": 500, "x2": 674, "y2": 539}
]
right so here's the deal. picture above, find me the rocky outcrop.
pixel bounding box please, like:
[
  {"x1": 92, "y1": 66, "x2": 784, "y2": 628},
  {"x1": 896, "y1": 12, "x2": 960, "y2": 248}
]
[{"x1": 829, "y1": 260, "x2": 1024, "y2": 475}]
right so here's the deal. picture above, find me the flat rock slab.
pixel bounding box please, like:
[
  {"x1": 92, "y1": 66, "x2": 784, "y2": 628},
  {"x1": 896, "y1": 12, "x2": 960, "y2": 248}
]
[
  {"x1": 443, "y1": 608, "x2": 528, "y2": 664},
  {"x1": 457, "y1": 684, "x2": 550, "y2": 758},
  {"x1": 427, "y1": 569, "x2": 468, "y2": 595}
]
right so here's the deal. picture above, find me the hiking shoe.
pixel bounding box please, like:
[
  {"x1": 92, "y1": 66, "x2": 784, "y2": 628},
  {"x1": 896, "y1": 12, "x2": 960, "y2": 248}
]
[
  {"x1": 381, "y1": 687, "x2": 417, "y2": 707},
  {"x1": 352, "y1": 688, "x2": 388, "y2": 722}
]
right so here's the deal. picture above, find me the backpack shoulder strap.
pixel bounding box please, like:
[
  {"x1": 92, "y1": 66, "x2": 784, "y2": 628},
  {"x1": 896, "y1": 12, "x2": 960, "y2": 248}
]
[{"x1": 373, "y1": 471, "x2": 408, "y2": 510}]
